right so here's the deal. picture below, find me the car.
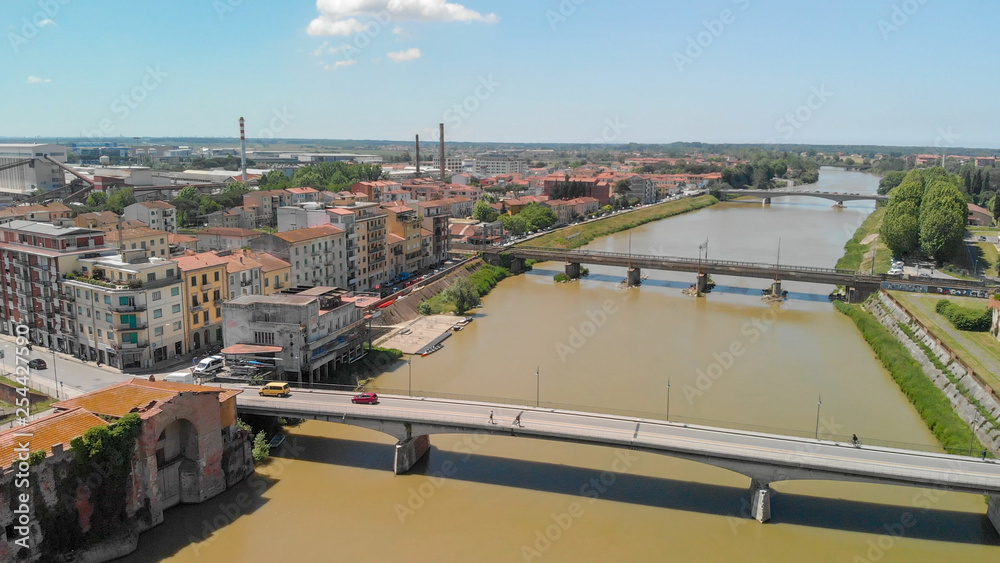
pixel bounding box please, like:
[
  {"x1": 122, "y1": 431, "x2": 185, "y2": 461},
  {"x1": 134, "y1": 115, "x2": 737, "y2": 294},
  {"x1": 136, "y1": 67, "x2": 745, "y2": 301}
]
[
  {"x1": 193, "y1": 355, "x2": 225, "y2": 375},
  {"x1": 919, "y1": 273, "x2": 931, "y2": 278},
  {"x1": 259, "y1": 382, "x2": 291, "y2": 397},
  {"x1": 163, "y1": 371, "x2": 195, "y2": 384},
  {"x1": 27, "y1": 359, "x2": 46, "y2": 370},
  {"x1": 352, "y1": 392, "x2": 378, "y2": 404},
  {"x1": 980, "y1": 236, "x2": 988, "y2": 242}
]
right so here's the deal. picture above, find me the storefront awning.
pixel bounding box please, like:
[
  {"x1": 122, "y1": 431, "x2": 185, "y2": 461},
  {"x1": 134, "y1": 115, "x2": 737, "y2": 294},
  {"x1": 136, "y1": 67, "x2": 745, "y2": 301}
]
[{"x1": 221, "y1": 344, "x2": 283, "y2": 355}]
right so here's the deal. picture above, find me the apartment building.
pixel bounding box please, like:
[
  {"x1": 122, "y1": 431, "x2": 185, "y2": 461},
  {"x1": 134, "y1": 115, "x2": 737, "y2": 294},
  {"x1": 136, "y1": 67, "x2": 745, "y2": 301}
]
[
  {"x1": 0, "y1": 221, "x2": 109, "y2": 351},
  {"x1": 214, "y1": 249, "x2": 288, "y2": 299},
  {"x1": 349, "y1": 203, "x2": 389, "y2": 291},
  {"x1": 222, "y1": 287, "x2": 369, "y2": 384},
  {"x1": 383, "y1": 204, "x2": 424, "y2": 275},
  {"x1": 65, "y1": 253, "x2": 185, "y2": 369},
  {"x1": 104, "y1": 227, "x2": 173, "y2": 258},
  {"x1": 124, "y1": 201, "x2": 178, "y2": 233},
  {"x1": 174, "y1": 252, "x2": 230, "y2": 352},
  {"x1": 412, "y1": 200, "x2": 451, "y2": 266},
  {"x1": 251, "y1": 224, "x2": 348, "y2": 289},
  {"x1": 0, "y1": 202, "x2": 72, "y2": 225},
  {"x1": 325, "y1": 208, "x2": 360, "y2": 290},
  {"x1": 257, "y1": 251, "x2": 292, "y2": 295}
]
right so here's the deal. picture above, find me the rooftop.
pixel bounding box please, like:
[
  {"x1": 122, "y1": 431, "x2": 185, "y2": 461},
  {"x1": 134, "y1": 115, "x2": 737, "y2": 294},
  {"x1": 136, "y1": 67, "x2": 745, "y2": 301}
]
[
  {"x1": 275, "y1": 223, "x2": 345, "y2": 243},
  {"x1": 53, "y1": 379, "x2": 241, "y2": 419},
  {"x1": 2, "y1": 220, "x2": 106, "y2": 238},
  {"x1": 0, "y1": 408, "x2": 108, "y2": 469}
]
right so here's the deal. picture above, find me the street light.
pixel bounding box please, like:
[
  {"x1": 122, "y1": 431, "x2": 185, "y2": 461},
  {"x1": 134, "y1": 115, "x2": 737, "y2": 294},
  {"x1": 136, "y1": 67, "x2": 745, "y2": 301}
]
[
  {"x1": 535, "y1": 366, "x2": 540, "y2": 407},
  {"x1": 51, "y1": 347, "x2": 60, "y2": 399},
  {"x1": 814, "y1": 394, "x2": 822, "y2": 439},
  {"x1": 408, "y1": 358, "x2": 412, "y2": 396},
  {"x1": 666, "y1": 379, "x2": 671, "y2": 422}
]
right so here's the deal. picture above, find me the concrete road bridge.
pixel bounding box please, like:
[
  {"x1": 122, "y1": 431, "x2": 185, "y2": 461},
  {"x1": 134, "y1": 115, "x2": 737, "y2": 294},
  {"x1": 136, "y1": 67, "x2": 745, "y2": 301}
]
[
  {"x1": 720, "y1": 189, "x2": 888, "y2": 205},
  {"x1": 234, "y1": 388, "x2": 1000, "y2": 529},
  {"x1": 492, "y1": 247, "x2": 996, "y2": 302}
]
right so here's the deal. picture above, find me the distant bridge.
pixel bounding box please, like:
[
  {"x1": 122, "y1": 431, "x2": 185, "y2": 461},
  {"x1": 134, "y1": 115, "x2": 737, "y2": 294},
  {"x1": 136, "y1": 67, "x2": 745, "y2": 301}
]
[
  {"x1": 492, "y1": 247, "x2": 995, "y2": 301},
  {"x1": 234, "y1": 388, "x2": 1000, "y2": 529},
  {"x1": 720, "y1": 189, "x2": 888, "y2": 205}
]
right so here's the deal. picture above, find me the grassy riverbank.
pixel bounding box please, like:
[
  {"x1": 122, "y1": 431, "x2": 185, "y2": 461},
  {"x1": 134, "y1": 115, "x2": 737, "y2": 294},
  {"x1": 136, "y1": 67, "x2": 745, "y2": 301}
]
[
  {"x1": 525, "y1": 195, "x2": 718, "y2": 250},
  {"x1": 834, "y1": 301, "x2": 983, "y2": 455},
  {"x1": 419, "y1": 262, "x2": 510, "y2": 315},
  {"x1": 835, "y1": 206, "x2": 892, "y2": 273}
]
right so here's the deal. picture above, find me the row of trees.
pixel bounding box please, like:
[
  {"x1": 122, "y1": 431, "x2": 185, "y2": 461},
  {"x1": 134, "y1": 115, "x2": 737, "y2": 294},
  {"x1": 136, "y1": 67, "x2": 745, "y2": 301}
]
[
  {"x1": 879, "y1": 168, "x2": 969, "y2": 261},
  {"x1": 880, "y1": 165, "x2": 1000, "y2": 210},
  {"x1": 258, "y1": 162, "x2": 386, "y2": 192},
  {"x1": 499, "y1": 203, "x2": 557, "y2": 235},
  {"x1": 83, "y1": 186, "x2": 137, "y2": 215}
]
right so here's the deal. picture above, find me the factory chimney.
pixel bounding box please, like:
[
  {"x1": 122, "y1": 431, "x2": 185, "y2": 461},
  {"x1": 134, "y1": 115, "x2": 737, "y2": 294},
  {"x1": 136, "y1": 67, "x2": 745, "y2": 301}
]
[
  {"x1": 239, "y1": 117, "x2": 248, "y2": 183},
  {"x1": 415, "y1": 134, "x2": 420, "y2": 176}
]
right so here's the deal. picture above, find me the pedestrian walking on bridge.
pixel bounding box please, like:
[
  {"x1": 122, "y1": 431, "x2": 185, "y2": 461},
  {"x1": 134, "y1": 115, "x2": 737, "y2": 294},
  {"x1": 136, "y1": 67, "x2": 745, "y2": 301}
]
[{"x1": 513, "y1": 411, "x2": 523, "y2": 427}]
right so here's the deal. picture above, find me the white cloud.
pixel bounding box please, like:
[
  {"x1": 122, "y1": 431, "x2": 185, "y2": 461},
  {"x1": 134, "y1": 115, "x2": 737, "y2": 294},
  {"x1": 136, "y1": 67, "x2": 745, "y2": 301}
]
[
  {"x1": 308, "y1": 0, "x2": 498, "y2": 36},
  {"x1": 26, "y1": 76, "x2": 51, "y2": 84},
  {"x1": 387, "y1": 47, "x2": 422, "y2": 62},
  {"x1": 324, "y1": 60, "x2": 358, "y2": 70},
  {"x1": 38, "y1": 19, "x2": 56, "y2": 27},
  {"x1": 310, "y1": 41, "x2": 329, "y2": 56},
  {"x1": 328, "y1": 44, "x2": 353, "y2": 54},
  {"x1": 393, "y1": 25, "x2": 405, "y2": 34}
]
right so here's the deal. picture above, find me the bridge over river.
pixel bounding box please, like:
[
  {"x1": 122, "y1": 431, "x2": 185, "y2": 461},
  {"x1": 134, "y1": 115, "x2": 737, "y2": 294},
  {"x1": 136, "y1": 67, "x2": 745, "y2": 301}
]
[
  {"x1": 493, "y1": 247, "x2": 996, "y2": 302},
  {"x1": 234, "y1": 387, "x2": 1000, "y2": 528},
  {"x1": 720, "y1": 189, "x2": 889, "y2": 205}
]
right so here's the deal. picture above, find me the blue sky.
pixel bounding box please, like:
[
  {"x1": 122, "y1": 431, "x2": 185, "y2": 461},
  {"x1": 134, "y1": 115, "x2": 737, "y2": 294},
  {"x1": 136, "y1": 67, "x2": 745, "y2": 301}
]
[{"x1": 4, "y1": 0, "x2": 1000, "y2": 147}]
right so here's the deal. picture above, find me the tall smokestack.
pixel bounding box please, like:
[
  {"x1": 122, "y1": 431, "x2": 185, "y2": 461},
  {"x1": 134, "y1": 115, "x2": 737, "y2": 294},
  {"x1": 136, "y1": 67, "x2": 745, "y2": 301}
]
[
  {"x1": 415, "y1": 134, "x2": 420, "y2": 176},
  {"x1": 239, "y1": 117, "x2": 248, "y2": 183},
  {"x1": 439, "y1": 123, "x2": 445, "y2": 182}
]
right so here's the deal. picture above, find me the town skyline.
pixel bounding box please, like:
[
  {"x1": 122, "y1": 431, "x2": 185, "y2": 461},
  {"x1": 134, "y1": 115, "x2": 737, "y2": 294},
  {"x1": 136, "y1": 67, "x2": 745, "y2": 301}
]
[{"x1": 5, "y1": 0, "x2": 1000, "y2": 147}]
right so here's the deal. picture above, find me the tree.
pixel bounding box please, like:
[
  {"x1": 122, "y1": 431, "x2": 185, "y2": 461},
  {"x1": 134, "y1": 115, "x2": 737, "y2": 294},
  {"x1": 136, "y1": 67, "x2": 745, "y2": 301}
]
[
  {"x1": 501, "y1": 214, "x2": 528, "y2": 235},
  {"x1": 473, "y1": 201, "x2": 493, "y2": 222},
  {"x1": 217, "y1": 182, "x2": 249, "y2": 208},
  {"x1": 174, "y1": 186, "x2": 202, "y2": 226},
  {"x1": 106, "y1": 187, "x2": 136, "y2": 215},
  {"x1": 614, "y1": 179, "x2": 631, "y2": 195},
  {"x1": 445, "y1": 278, "x2": 480, "y2": 314},
  {"x1": 918, "y1": 181, "x2": 967, "y2": 261},
  {"x1": 879, "y1": 200, "x2": 920, "y2": 256},
  {"x1": 993, "y1": 193, "x2": 1000, "y2": 225},
  {"x1": 877, "y1": 171, "x2": 906, "y2": 195},
  {"x1": 198, "y1": 196, "x2": 222, "y2": 216},
  {"x1": 889, "y1": 180, "x2": 925, "y2": 208},
  {"x1": 292, "y1": 168, "x2": 323, "y2": 188},
  {"x1": 86, "y1": 191, "x2": 109, "y2": 209},
  {"x1": 519, "y1": 203, "x2": 557, "y2": 231}
]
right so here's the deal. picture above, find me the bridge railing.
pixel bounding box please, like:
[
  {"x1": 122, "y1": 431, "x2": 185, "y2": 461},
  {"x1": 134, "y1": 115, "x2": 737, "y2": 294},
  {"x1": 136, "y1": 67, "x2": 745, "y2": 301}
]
[{"x1": 225, "y1": 378, "x2": 988, "y2": 457}]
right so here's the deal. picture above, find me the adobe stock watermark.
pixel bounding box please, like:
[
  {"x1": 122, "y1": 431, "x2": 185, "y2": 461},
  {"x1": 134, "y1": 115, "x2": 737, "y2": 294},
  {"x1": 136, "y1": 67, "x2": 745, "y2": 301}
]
[
  {"x1": 772, "y1": 85, "x2": 834, "y2": 141},
  {"x1": 443, "y1": 75, "x2": 501, "y2": 132},
  {"x1": 878, "y1": 0, "x2": 930, "y2": 41},
  {"x1": 214, "y1": 0, "x2": 243, "y2": 21},
  {"x1": 546, "y1": 0, "x2": 587, "y2": 31},
  {"x1": 683, "y1": 306, "x2": 779, "y2": 405},
  {"x1": 255, "y1": 107, "x2": 295, "y2": 139},
  {"x1": 851, "y1": 485, "x2": 950, "y2": 562},
  {"x1": 591, "y1": 117, "x2": 628, "y2": 147},
  {"x1": 7, "y1": 0, "x2": 71, "y2": 54},
  {"x1": 673, "y1": 0, "x2": 751, "y2": 72},
  {"x1": 520, "y1": 450, "x2": 639, "y2": 561},
  {"x1": 554, "y1": 299, "x2": 620, "y2": 363},
  {"x1": 80, "y1": 66, "x2": 168, "y2": 138},
  {"x1": 394, "y1": 433, "x2": 490, "y2": 524}
]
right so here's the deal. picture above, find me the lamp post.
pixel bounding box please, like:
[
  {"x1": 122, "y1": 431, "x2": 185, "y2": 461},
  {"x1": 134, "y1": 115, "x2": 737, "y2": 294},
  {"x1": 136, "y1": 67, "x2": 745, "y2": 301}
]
[
  {"x1": 970, "y1": 412, "x2": 981, "y2": 456},
  {"x1": 408, "y1": 358, "x2": 412, "y2": 396},
  {"x1": 535, "y1": 366, "x2": 540, "y2": 407},
  {"x1": 51, "y1": 347, "x2": 60, "y2": 399},
  {"x1": 666, "y1": 379, "x2": 671, "y2": 422},
  {"x1": 814, "y1": 394, "x2": 822, "y2": 439}
]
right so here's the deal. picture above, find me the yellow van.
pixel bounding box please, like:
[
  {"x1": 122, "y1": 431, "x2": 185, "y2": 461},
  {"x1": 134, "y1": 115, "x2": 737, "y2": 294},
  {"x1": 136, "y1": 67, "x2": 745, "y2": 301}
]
[{"x1": 259, "y1": 382, "x2": 291, "y2": 397}]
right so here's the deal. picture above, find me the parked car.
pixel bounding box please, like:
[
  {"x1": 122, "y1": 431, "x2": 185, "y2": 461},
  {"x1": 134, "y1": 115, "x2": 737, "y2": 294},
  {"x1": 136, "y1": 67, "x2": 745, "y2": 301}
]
[
  {"x1": 259, "y1": 382, "x2": 291, "y2": 397},
  {"x1": 193, "y1": 355, "x2": 225, "y2": 375},
  {"x1": 27, "y1": 358, "x2": 46, "y2": 370},
  {"x1": 163, "y1": 371, "x2": 195, "y2": 384},
  {"x1": 351, "y1": 392, "x2": 379, "y2": 404}
]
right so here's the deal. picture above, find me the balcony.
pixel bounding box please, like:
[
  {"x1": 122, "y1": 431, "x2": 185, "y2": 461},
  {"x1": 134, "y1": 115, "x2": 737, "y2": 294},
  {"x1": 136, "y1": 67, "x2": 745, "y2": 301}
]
[
  {"x1": 240, "y1": 279, "x2": 253, "y2": 287},
  {"x1": 112, "y1": 303, "x2": 146, "y2": 313},
  {"x1": 59, "y1": 308, "x2": 76, "y2": 319},
  {"x1": 113, "y1": 322, "x2": 148, "y2": 332},
  {"x1": 112, "y1": 341, "x2": 150, "y2": 350}
]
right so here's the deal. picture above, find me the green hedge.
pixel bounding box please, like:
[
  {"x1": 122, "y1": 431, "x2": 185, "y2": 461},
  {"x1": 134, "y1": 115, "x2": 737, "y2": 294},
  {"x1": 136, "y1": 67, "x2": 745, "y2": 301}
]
[
  {"x1": 835, "y1": 301, "x2": 982, "y2": 455},
  {"x1": 935, "y1": 299, "x2": 991, "y2": 332}
]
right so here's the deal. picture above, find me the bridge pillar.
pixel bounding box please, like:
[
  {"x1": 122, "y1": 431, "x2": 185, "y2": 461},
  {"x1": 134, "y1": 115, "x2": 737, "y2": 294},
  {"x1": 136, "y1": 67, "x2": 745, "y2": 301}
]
[
  {"x1": 834, "y1": 201, "x2": 844, "y2": 208},
  {"x1": 565, "y1": 262, "x2": 581, "y2": 279},
  {"x1": 988, "y1": 495, "x2": 1000, "y2": 537},
  {"x1": 762, "y1": 198, "x2": 771, "y2": 205},
  {"x1": 695, "y1": 272, "x2": 709, "y2": 294},
  {"x1": 748, "y1": 479, "x2": 772, "y2": 523},
  {"x1": 394, "y1": 434, "x2": 430, "y2": 475},
  {"x1": 626, "y1": 267, "x2": 641, "y2": 287},
  {"x1": 510, "y1": 257, "x2": 526, "y2": 274},
  {"x1": 769, "y1": 280, "x2": 782, "y2": 296}
]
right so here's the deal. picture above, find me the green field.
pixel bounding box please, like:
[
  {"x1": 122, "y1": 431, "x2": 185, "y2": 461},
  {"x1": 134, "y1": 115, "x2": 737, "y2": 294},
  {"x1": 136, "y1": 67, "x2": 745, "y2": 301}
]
[{"x1": 525, "y1": 195, "x2": 718, "y2": 250}]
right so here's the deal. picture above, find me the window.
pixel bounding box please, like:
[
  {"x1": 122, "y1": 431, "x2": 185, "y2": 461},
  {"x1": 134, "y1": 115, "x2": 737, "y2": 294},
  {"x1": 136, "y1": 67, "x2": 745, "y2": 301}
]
[
  {"x1": 97, "y1": 329, "x2": 102, "y2": 338},
  {"x1": 105, "y1": 313, "x2": 112, "y2": 322},
  {"x1": 202, "y1": 311, "x2": 209, "y2": 324},
  {"x1": 214, "y1": 271, "x2": 220, "y2": 282},
  {"x1": 215, "y1": 307, "x2": 220, "y2": 318},
  {"x1": 254, "y1": 331, "x2": 276, "y2": 345},
  {"x1": 152, "y1": 291, "x2": 161, "y2": 301},
  {"x1": 191, "y1": 277, "x2": 197, "y2": 287},
  {"x1": 171, "y1": 287, "x2": 180, "y2": 297},
  {"x1": 213, "y1": 289, "x2": 220, "y2": 301},
  {"x1": 202, "y1": 274, "x2": 208, "y2": 285},
  {"x1": 166, "y1": 268, "x2": 174, "y2": 277},
  {"x1": 153, "y1": 309, "x2": 162, "y2": 319},
  {"x1": 104, "y1": 295, "x2": 110, "y2": 304},
  {"x1": 160, "y1": 238, "x2": 165, "y2": 245},
  {"x1": 172, "y1": 304, "x2": 181, "y2": 314},
  {"x1": 173, "y1": 321, "x2": 182, "y2": 330},
  {"x1": 154, "y1": 326, "x2": 164, "y2": 336},
  {"x1": 147, "y1": 273, "x2": 156, "y2": 282},
  {"x1": 192, "y1": 314, "x2": 199, "y2": 326}
]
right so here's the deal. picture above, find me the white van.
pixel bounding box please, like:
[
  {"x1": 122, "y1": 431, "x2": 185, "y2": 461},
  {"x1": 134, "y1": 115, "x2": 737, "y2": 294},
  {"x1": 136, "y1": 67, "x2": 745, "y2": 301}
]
[
  {"x1": 163, "y1": 371, "x2": 195, "y2": 384},
  {"x1": 193, "y1": 355, "x2": 225, "y2": 375}
]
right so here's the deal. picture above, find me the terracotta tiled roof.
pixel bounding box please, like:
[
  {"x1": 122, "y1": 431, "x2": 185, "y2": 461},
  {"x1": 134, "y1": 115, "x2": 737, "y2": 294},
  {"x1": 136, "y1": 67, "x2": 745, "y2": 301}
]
[
  {"x1": 52, "y1": 379, "x2": 240, "y2": 419},
  {"x1": 196, "y1": 227, "x2": 261, "y2": 237},
  {"x1": 173, "y1": 251, "x2": 230, "y2": 272},
  {"x1": 138, "y1": 201, "x2": 176, "y2": 209},
  {"x1": 103, "y1": 227, "x2": 171, "y2": 243},
  {"x1": 170, "y1": 233, "x2": 199, "y2": 244},
  {"x1": 275, "y1": 224, "x2": 344, "y2": 243},
  {"x1": 0, "y1": 408, "x2": 108, "y2": 468},
  {"x1": 255, "y1": 251, "x2": 291, "y2": 273},
  {"x1": 286, "y1": 187, "x2": 319, "y2": 194}
]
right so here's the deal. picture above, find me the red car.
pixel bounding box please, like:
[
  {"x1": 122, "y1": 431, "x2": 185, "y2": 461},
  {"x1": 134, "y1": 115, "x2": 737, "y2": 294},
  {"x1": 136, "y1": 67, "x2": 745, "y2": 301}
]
[{"x1": 351, "y1": 392, "x2": 379, "y2": 404}]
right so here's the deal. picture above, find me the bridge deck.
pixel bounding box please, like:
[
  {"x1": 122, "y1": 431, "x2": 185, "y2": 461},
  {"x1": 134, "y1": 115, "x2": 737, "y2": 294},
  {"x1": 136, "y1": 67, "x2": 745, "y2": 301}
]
[{"x1": 236, "y1": 389, "x2": 1000, "y2": 495}]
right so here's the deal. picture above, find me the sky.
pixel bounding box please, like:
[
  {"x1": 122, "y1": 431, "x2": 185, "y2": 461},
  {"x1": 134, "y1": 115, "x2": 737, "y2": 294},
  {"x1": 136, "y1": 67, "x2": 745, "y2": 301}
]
[{"x1": 3, "y1": 0, "x2": 1000, "y2": 148}]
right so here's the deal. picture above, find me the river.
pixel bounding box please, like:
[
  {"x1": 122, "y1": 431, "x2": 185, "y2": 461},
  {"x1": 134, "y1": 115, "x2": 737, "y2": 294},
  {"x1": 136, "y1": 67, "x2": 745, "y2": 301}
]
[{"x1": 124, "y1": 168, "x2": 999, "y2": 562}]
